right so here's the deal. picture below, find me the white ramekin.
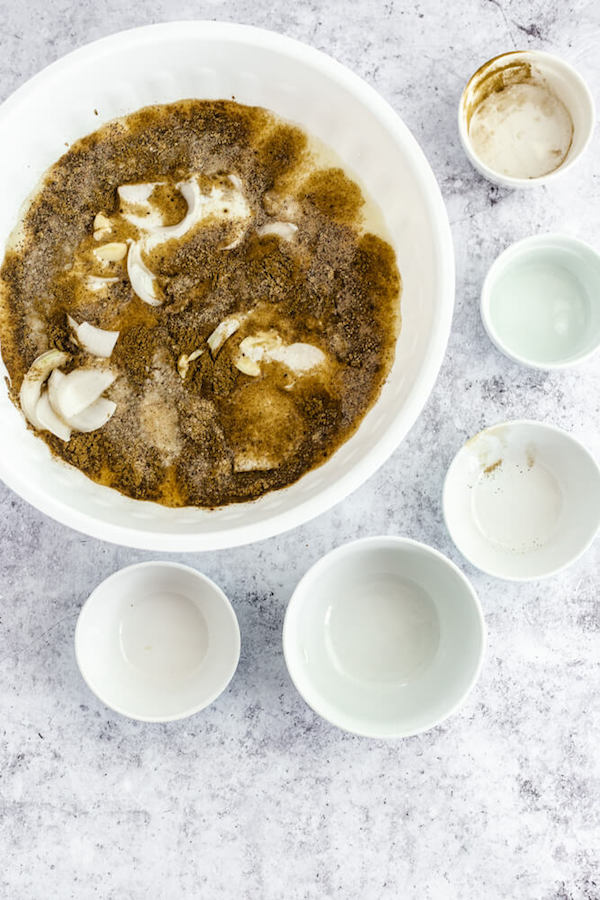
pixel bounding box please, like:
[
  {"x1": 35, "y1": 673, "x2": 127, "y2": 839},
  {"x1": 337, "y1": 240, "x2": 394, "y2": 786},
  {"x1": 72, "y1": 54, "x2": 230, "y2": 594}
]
[
  {"x1": 443, "y1": 420, "x2": 600, "y2": 581},
  {"x1": 283, "y1": 536, "x2": 485, "y2": 739},
  {"x1": 458, "y1": 50, "x2": 595, "y2": 189}
]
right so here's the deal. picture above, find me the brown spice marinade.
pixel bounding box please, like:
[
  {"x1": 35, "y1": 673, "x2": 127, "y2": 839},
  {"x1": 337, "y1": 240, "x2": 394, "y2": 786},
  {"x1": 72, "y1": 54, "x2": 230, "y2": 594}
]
[{"x1": 0, "y1": 100, "x2": 401, "y2": 507}]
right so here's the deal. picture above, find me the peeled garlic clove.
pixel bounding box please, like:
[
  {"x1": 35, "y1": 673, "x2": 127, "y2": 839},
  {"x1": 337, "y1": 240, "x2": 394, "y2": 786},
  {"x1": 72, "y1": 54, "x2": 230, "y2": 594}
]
[
  {"x1": 142, "y1": 179, "x2": 204, "y2": 251},
  {"x1": 206, "y1": 316, "x2": 243, "y2": 356},
  {"x1": 68, "y1": 397, "x2": 116, "y2": 433},
  {"x1": 47, "y1": 369, "x2": 65, "y2": 416},
  {"x1": 118, "y1": 182, "x2": 165, "y2": 230},
  {"x1": 94, "y1": 242, "x2": 128, "y2": 263},
  {"x1": 235, "y1": 355, "x2": 261, "y2": 377},
  {"x1": 220, "y1": 230, "x2": 246, "y2": 251},
  {"x1": 270, "y1": 342, "x2": 325, "y2": 372},
  {"x1": 256, "y1": 221, "x2": 298, "y2": 241},
  {"x1": 233, "y1": 451, "x2": 277, "y2": 472},
  {"x1": 177, "y1": 348, "x2": 204, "y2": 380},
  {"x1": 93, "y1": 213, "x2": 112, "y2": 231},
  {"x1": 118, "y1": 183, "x2": 159, "y2": 204},
  {"x1": 127, "y1": 241, "x2": 161, "y2": 306},
  {"x1": 19, "y1": 349, "x2": 70, "y2": 429},
  {"x1": 68, "y1": 316, "x2": 119, "y2": 358},
  {"x1": 35, "y1": 391, "x2": 71, "y2": 441},
  {"x1": 238, "y1": 333, "x2": 277, "y2": 362},
  {"x1": 93, "y1": 212, "x2": 113, "y2": 240},
  {"x1": 49, "y1": 367, "x2": 116, "y2": 420},
  {"x1": 85, "y1": 275, "x2": 119, "y2": 292},
  {"x1": 144, "y1": 176, "x2": 251, "y2": 251}
]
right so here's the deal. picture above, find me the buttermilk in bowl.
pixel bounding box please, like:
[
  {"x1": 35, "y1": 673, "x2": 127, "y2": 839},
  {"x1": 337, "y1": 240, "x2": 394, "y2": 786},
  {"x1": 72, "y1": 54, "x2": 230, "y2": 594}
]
[{"x1": 0, "y1": 100, "x2": 401, "y2": 507}]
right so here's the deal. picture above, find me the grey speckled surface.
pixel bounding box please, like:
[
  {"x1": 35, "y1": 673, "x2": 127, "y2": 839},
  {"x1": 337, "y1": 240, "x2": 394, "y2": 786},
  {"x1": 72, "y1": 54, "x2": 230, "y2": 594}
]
[{"x1": 0, "y1": 1, "x2": 599, "y2": 898}]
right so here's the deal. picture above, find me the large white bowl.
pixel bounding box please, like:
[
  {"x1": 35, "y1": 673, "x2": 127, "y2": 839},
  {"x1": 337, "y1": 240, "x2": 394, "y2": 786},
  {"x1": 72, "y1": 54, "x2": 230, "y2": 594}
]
[{"x1": 0, "y1": 22, "x2": 454, "y2": 551}]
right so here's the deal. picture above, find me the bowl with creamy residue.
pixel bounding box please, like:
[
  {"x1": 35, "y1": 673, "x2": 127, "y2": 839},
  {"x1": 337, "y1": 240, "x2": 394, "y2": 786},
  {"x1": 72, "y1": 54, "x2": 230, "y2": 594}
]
[
  {"x1": 459, "y1": 50, "x2": 594, "y2": 188},
  {"x1": 0, "y1": 21, "x2": 454, "y2": 551}
]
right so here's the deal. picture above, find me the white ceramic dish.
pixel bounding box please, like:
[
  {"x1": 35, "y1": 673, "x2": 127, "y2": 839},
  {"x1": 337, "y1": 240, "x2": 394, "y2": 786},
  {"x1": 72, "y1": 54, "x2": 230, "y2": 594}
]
[
  {"x1": 443, "y1": 420, "x2": 600, "y2": 581},
  {"x1": 0, "y1": 21, "x2": 454, "y2": 551},
  {"x1": 75, "y1": 562, "x2": 240, "y2": 721},
  {"x1": 481, "y1": 234, "x2": 600, "y2": 369},
  {"x1": 282, "y1": 536, "x2": 485, "y2": 739},
  {"x1": 459, "y1": 50, "x2": 594, "y2": 188}
]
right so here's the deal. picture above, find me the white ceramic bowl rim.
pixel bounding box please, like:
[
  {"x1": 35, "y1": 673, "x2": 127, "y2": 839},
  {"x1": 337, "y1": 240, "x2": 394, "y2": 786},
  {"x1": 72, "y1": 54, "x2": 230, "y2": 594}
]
[
  {"x1": 458, "y1": 49, "x2": 595, "y2": 189},
  {"x1": 74, "y1": 561, "x2": 241, "y2": 722},
  {"x1": 282, "y1": 535, "x2": 486, "y2": 739},
  {"x1": 0, "y1": 21, "x2": 454, "y2": 551},
  {"x1": 442, "y1": 418, "x2": 600, "y2": 581}
]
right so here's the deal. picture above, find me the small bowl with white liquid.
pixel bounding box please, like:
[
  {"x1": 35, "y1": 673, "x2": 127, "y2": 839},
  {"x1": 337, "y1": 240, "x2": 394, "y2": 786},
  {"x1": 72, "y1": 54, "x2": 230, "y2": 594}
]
[
  {"x1": 282, "y1": 536, "x2": 485, "y2": 738},
  {"x1": 481, "y1": 234, "x2": 600, "y2": 369},
  {"x1": 443, "y1": 421, "x2": 600, "y2": 581},
  {"x1": 75, "y1": 562, "x2": 240, "y2": 721},
  {"x1": 459, "y1": 50, "x2": 594, "y2": 188}
]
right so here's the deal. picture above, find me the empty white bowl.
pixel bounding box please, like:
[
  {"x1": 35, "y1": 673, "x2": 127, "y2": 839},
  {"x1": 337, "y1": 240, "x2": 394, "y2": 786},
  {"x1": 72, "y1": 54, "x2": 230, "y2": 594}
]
[
  {"x1": 282, "y1": 536, "x2": 485, "y2": 739},
  {"x1": 481, "y1": 234, "x2": 600, "y2": 369},
  {"x1": 75, "y1": 562, "x2": 240, "y2": 721},
  {"x1": 459, "y1": 50, "x2": 594, "y2": 188},
  {"x1": 443, "y1": 421, "x2": 600, "y2": 581}
]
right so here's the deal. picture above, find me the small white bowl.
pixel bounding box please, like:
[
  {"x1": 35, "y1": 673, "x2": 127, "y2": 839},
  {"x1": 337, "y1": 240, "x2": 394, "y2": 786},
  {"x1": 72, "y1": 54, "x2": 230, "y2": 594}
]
[
  {"x1": 459, "y1": 50, "x2": 594, "y2": 188},
  {"x1": 443, "y1": 421, "x2": 600, "y2": 581},
  {"x1": 75, "y1": 562, "x2": 240, "y2": 722},
  {"x1": 481, "y1": 234, "x2": 600, "y2": 369},
  {"x1": 282, "y1": 536, "x2": 485, "y2": 739}
]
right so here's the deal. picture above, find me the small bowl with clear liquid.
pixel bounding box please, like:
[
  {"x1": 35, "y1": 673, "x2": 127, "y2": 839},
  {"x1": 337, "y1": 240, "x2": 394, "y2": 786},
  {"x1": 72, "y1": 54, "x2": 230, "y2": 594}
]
[
  {"x1": 481, "y1": 234, "x2": 600, "y2": 369},
  {"x1": 75, "y1": 562, "x2": 240, "y2": 722},
  {"x1": 282, "y1": 536, "x2": 485, "y2": 738}
]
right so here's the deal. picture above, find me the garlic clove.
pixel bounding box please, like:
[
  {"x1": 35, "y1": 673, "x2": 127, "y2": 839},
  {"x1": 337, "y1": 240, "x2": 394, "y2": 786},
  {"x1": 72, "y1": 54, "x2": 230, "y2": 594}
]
[
  {"x1": 94, "y1": 242, "x2": 128, "y2": 263},
  {"x1": 118, "y1": 183, "x2": 158, "y2": 204},
  {"x1": 177, "y1": 348, "x2": 204, "y2": 380},
  {"x1": 233, "y1": 451, "x2": 278, "y2": 472},
  {"x1": 68, "y1": 316, "x2": 119, "y2": 358},
  {"x1": 93, "y1": 213, "x2": 112, "y2": 231},
  {"x1": 237, "y1": 332, "x2": 325, "y2": 374},
  {"x1": 85, "y1": 275, "x2": 119, "y2": 292},
  {"x1": 127, "y1": 240, "x2": 162, "y2": 306},
  {"x1": 48, "y1": 367, "x2": 116, "y2": 421},
  {"x1": 35, "y1": 391, "x2": 71, "y2": 441},
  {"x1": 118, "y1": 182, "x2": 165, "y2": 230},
  {"x1": 19, "y1": 349, "x2": 70, "y2": 430},
  {"x1": 143, "y1": 176, "x2": 251, "y2": 251},
  {"x1": 256, "y1": 221, "x2": 298, "y2": 241},
  {"x1": 235, "y1": 355, "x2": 261, "y2": 377},
  {"x1": 269, "y1": 341, "x2": 326, "y2": 372},
  {"x1": 206, "y1": 315, "x2": 244, "y2": 356},
  {"x1": 68, "y1": 397, "x2": 116, "y2": 433},
  {"x1": 93, "y1": 212, "x2": 113, "y2": 240}
]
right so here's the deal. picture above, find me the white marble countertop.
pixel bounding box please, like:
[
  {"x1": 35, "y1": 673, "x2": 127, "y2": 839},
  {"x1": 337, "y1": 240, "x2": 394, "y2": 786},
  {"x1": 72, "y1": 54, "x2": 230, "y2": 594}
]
[{"x1": 0, "y1": 1, "x2": 599, "y2": 897}]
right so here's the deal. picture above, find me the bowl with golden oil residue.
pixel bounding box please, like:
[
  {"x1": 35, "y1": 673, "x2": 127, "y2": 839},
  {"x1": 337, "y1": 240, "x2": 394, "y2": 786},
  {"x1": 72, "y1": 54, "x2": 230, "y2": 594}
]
[{"x1": 459, "y1": 50, "x2": 594, "y2": 188}]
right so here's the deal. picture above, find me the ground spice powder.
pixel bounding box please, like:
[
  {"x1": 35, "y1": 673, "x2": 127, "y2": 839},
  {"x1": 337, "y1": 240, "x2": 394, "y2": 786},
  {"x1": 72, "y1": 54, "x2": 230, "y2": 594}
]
[{"x1": 0, "y1": 99, "x2": 401, "y2": 508}]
